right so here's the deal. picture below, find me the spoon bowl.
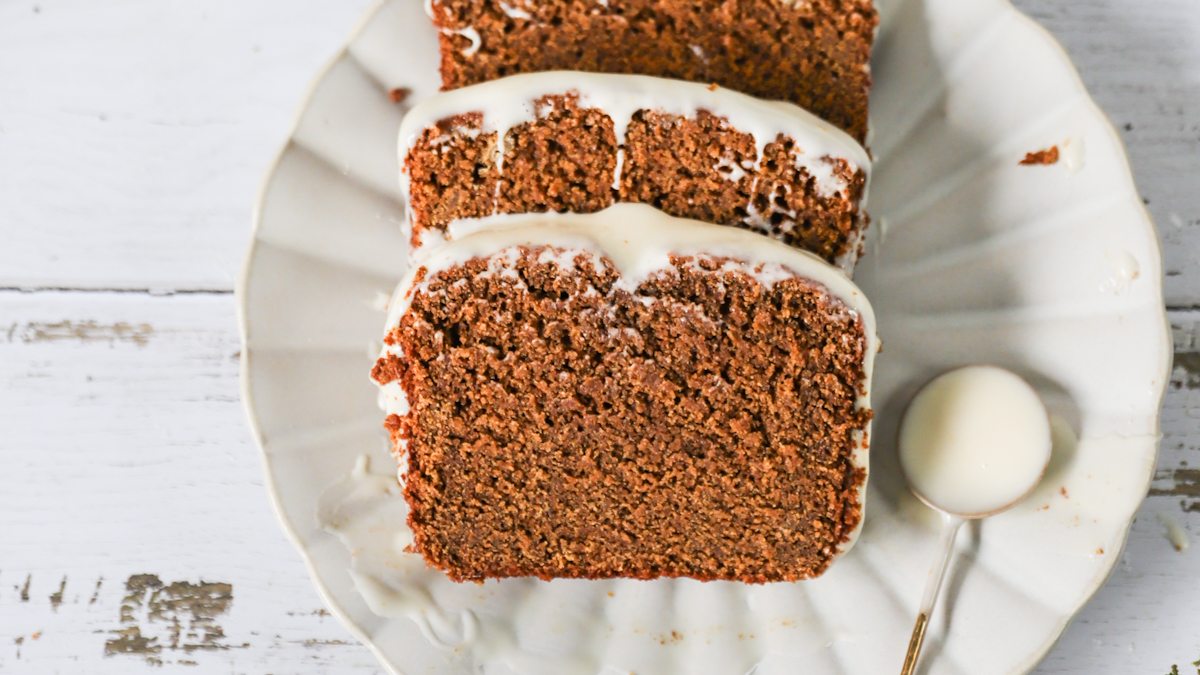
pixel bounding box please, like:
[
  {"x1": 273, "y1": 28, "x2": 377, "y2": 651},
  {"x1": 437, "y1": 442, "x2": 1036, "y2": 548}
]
[{"x1": 896, "y1": 365, "x2": 1053, "y2": 675}]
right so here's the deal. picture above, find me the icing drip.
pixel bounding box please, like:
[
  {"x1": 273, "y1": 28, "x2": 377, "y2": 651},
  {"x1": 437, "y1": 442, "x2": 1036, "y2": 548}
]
[
  {"x1": 441, "y1": 26, "x2": 481, "y2": 56},
  {"x1": 714, "y1": 156, "x2": 747, "y2": 183},
  {"x1": 612, "y1": 148, "x2": 625, "y2": 190},
  {"x1": 498, "y1": 0, "x2": 532, "y2": 19}
]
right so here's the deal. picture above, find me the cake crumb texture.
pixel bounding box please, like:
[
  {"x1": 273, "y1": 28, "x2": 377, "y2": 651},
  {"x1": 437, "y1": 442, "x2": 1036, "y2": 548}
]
[
  {"x1": 372, "y1": 248, "x2": 870, "y2": 582},
  {"x1": 1020, "y1": 146, "x2": 1060, "y2": 165},
  {"x1": 430, "y1": 0, "x2": 878, "y2": 143},
  {"x1": 405, "y1": 97, "x2": 866, "y2": 263}
]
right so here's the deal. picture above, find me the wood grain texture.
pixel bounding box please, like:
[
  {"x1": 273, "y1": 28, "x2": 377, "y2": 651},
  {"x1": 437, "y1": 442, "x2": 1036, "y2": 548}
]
[
  {"x1": 0, "y1": 291, "x2": 383, "y2": 673},
  {"x1": 0, "y1": 0, "x2": 374, "y2": 291},
  {"x1": 0, "y1": 0, "x2": 1197, "y2": 673}
]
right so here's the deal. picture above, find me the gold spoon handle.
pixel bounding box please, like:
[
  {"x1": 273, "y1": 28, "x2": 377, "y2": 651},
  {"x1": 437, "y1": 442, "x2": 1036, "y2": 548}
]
[
  {"x1": 900, "y1": 513, "x2": 965, "y2": 675},
  {"x1": 900, "y1": 612, "x2": 930, "y2": 675}
]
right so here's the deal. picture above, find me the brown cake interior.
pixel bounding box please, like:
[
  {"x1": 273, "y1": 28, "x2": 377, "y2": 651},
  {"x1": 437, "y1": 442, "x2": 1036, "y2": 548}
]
[
  {"x1": 429, "y1": 0, "x2": 877, "y2": 143},
  {"x1": 371, "y1": 248, "x2": 870, "y2": 582},
  {"x1": 405, "y1": 96, "x2": 866, "y2": 263}
]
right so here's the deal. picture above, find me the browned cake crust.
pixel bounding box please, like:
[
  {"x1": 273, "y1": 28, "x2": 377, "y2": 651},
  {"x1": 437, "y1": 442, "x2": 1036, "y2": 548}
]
[
  {"x1": 371, "y1": 248, "x2": 870, "y2": 582},
  {"x1": 429, "y1": 0, "x2": 877, "y2": 143},
  {"x1": 406, "y1": 96, "x2": 867, "y2": 264}
]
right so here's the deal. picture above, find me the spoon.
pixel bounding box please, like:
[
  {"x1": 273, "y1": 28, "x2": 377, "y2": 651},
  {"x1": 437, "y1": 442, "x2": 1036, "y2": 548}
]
[{"x1": 897, "y1": 365, "x2": 1053, "y2": 675}]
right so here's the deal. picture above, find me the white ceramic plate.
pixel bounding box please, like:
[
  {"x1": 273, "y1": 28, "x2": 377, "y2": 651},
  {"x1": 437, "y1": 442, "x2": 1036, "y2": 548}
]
[{"x1": 237, "y1": 0, "x2": 1171, "y2": 673}]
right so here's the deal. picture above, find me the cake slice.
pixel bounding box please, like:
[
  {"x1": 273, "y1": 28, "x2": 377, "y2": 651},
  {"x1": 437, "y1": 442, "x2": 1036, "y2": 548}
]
[
  {"x1": 399, "y1": 72, "x2": 871, "y2": 269},
  {"x1": 427, "y1": 0, "x2": 878, "y2": 143},
  {"x1": 371, "y1": 204, "x2": 877, "y2": 583}
]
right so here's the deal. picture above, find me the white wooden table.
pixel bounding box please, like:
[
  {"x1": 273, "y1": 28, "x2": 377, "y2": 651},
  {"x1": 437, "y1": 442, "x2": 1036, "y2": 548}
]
[{"x1": 1, "y1": 1, "x2": 1197, "y2": 672}]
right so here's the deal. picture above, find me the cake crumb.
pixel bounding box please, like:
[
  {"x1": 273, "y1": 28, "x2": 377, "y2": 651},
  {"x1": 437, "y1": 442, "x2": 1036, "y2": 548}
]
[
  {"x1": 429, "y1": 0, "x2": 877, "y2": 142},
  {"x1": 1020, "y1": 146, "x2": 1059, "y2": 165},
  {"x1": 379, "y1": 249, "x2": 871, "y2": 582},
  {"x1": 405, "y1": 95, "x2": 867, "y2": 264},
  {"x1": 389, "y1": 87, "x2": 412, "y2": 104},
  {"x1": 1061, "y1": 486, "x2": 1069, "y2": 498},
  {"x1": 707, "y1": 83, "x2": 718, "y2": 91}
]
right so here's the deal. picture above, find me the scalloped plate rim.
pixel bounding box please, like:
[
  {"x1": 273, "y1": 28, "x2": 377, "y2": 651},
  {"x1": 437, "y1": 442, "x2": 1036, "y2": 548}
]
[{"x1": 234, "y1": 1, "x2": 1172, "y2": 673}]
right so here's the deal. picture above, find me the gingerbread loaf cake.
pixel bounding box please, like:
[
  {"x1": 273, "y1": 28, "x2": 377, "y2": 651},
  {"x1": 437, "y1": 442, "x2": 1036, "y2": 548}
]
[
  {"x1": 426, "y1": 0, "x2": 878, "y2": 143},
  {"x1": 399, "y1": 72, "x2": 871, "y2": 268},
  {"x1": 371, "y1": 204, "x2": 877, "y2": 582}
]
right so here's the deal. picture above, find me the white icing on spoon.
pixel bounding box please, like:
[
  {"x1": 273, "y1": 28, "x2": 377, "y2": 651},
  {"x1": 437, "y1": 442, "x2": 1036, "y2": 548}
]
[
  {"x1": 900, "y1": 366, "x2": 1052, "y2": 517},
  {"x1": 896, "y1": 366, "x2": 1052, "y2": 675}
]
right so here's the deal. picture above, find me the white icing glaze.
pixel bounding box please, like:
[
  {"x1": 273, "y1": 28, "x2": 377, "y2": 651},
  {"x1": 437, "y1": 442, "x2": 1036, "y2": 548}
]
[
  {"x1": 369, "y1": 289, "x2": 390, "y2": 313},
  {"x1": 498, "y1": 0, "x2": 532, "y2": 19},
  {"x1": 1062, "y1": 135, "x2": 1086, "y2": 174},
  {"x1": 611, "y1": 147, "x2": 625, "y2": 191},
  {"x1": 442, "y1": 26, "x2": 481, "y2": 56},
  {"x1": 899, "y1": 366, "x2": 1052, "y2": 517},
  {"x1": 397, "y1": 71, "x2": 870, "y2": 234},
  {"x1": 376, "y1": 203, "x2": 878, "y2": 554},
  {"x1": 1101, "y1": 249, "x2": 1139, "y2": 294}
]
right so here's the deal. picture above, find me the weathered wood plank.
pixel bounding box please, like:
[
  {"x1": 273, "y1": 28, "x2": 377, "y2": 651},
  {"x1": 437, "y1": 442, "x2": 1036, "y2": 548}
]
[
  {"x1": 0, "y1": 0, "x2": 374, "y2": 292},
  {"x1": 0, "y1": 291, "x2": 381, "y2": 673}
]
